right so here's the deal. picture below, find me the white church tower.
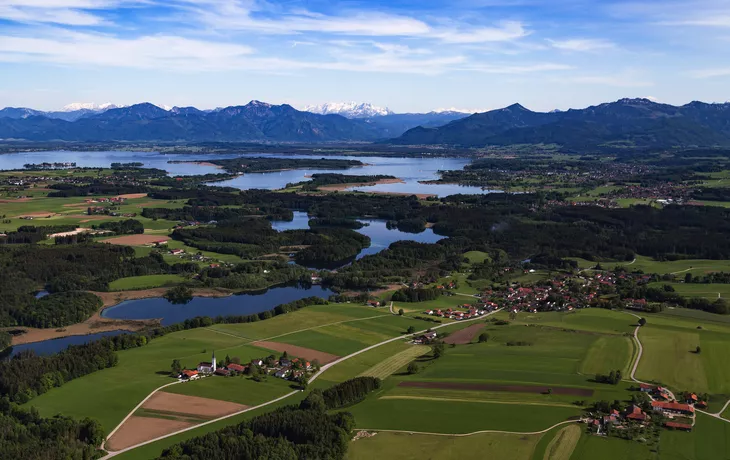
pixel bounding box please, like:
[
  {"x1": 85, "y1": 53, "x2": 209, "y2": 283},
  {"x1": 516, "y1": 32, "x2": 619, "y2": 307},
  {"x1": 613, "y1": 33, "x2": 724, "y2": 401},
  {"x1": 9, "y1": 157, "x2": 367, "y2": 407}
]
[{"x1": 211, "y1": 351, "x2": 217, "y2": 372}]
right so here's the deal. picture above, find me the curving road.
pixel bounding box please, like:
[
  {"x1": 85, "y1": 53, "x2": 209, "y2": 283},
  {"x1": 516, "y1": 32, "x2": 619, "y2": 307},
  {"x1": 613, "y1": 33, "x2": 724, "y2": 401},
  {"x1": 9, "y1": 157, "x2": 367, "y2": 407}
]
[
  {"x1": 100, "y1": 309, "x2": 502, "y2": 458},
  {"x1": 619, "y1": 311, "x2": 730, "y2": 424}
]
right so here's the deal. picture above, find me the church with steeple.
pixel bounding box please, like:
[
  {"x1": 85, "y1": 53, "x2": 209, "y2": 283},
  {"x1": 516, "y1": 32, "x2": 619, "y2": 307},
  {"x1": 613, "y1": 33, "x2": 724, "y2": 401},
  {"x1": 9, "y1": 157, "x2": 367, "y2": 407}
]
[{"x1": 197, "y1": 351, "x2": 217, "y2": 374}]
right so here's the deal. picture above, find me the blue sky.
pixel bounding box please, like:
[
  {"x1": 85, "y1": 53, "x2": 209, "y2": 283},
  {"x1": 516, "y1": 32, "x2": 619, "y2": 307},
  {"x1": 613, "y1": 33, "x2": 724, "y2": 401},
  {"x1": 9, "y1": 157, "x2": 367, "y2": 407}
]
[{"x1": 1, "y1": 0, "x2": 730, "y2": 112}]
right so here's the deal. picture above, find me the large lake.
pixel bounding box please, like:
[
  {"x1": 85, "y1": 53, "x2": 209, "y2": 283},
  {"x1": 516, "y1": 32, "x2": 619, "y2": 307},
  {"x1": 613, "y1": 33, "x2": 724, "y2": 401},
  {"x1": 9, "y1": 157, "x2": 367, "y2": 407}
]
[
  {"x1": 212, "y1": 154, "x2": 496, "y2": 196},
  {"x1": 0, "y1": 151, "x2": 497, "y2": 196},
  {"x1": 0, "y1": 150, "x2": 240, "y2": 176},
  {"x1": 101, "y1": 284, "x2": 333, "y2": 325},
  {"x1": 271, "y1": 211, "x2": 444, "y2": 260}
]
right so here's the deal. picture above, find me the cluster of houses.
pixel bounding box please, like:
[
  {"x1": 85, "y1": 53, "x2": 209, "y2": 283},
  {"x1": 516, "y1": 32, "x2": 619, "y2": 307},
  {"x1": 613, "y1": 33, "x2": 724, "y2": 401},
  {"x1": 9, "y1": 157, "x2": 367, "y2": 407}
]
[
  {"x1": 178, "y1": 351, "x2": 316, "y2": 383},
  {"x1": 87, "y1": 206, "x2": 137, "y2": 217},
  {"x1": 84, "y1": 197, "x2": 127, "y2": 204},
  {"x1": 588, "y1": 384, "x2": 702, "y2": 435},
  {"x1": 423, "y1": 305, "x2": 496, "y2": 321},
  {"x1": 471, "y1": 272, "x2": 653, "y2": 314},
  {"x1": 412, "y1": 331, "x2": 438, "y2": 344}
]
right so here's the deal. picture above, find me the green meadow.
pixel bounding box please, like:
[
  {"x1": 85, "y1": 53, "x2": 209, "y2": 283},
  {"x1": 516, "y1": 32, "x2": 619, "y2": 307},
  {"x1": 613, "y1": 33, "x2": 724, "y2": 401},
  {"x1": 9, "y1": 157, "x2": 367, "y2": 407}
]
[
  {"x1": 25, "y1": 304, "x2": 406, "y2": 432},
  {"x1": 162, "y1": 374, "x2": 294, "y2": 406},
  {"x1": 347, "y1": 431, "x2": 541, "y2": 460},
  {"x1": 569, "y1": 434, "x2": 653, "y2": 460},
  {"x1": 635, "y1": 314, "x2": 730, "y2": 397},
  {"x1": 659, "y1": 413, "x2": 730, "y2": 460},
  {"x1": 347, "y1": 397, "x2": 582, "y2": 433},
  {"x1": 648, "y1": 282, "x2": 730, "y2": 300},
  {"x1": 108, "y1": 274, "x2": 188, "y2": 291}
]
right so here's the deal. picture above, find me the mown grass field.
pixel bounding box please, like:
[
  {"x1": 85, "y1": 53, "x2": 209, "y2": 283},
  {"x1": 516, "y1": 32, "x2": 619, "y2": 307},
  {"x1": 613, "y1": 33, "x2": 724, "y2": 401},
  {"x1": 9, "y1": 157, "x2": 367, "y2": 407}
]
[
  {"x1": 347, "y1": 397, "x2": 582, "y2": 433},
  {"x1": 542, "y1": 424, "x2": 581, "y2": 460},
  {"x1": 659, "y1": 413, "x2": 730, "y2": 460},
  {"x1": 162, "y1": 374, "x2": 294, "y2": 406},
  {"x1": 648, "y1": 282, "x2": 730, "y2": 300},
  {"x1": 347, "y1": 431, "x2": 541, "y2": 460},
  {"x1": 636, "y1": 315, "x2": 730, "y2": 396},
  {"x1": 571, "y1": 255, "x2": 730, "y2": 276},
  {"x1": 569, "y1": 434, "x2": 653, "y2": 460},
  {"x1": 358, "y1": 345, "x2": 430, "y2": 379},
  {"x1": 108, "y1": 274, "x2": 188, "y2": 291}
]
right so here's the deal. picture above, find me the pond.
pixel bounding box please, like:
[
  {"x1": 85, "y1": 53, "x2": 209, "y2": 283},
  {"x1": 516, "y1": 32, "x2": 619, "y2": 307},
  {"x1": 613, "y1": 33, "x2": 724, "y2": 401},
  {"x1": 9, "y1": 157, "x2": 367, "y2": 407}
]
[
  {"x1": 8, "y1": 330, "x2": 129, "y2": 358},
  {"x1": 101, "y1": 284, "x2": 333, "y2": 325},
  {"x1": 270, "y1": 212, "x2": 445, "y2": 261}
]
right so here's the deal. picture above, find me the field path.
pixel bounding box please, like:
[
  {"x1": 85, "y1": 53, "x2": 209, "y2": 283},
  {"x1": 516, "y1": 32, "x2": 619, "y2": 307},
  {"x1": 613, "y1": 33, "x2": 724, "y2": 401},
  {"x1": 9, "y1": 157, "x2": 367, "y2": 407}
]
[
  {"x1": 619, "y1": 311, "x2": 730, "y2": 425},
  {"x1": 100, "y1": 309, "x2": 502, "y2": 458},
  {"x1": 352, "y1": 419, "x2": 581, "y2": 437}
]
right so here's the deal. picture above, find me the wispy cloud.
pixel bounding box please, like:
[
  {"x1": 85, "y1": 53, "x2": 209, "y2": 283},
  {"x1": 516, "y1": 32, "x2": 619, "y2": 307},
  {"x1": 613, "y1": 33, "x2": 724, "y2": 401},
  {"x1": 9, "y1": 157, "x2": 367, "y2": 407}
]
[
  {"x1": 690, "y1": 68, "x2": 730, "y2": 78},
  {"x1": 0, "y1": 0, "x2": 141, "y2": 25},
  {"x1": 547, "y1": 38, "x2": 615, "y2": 52}
]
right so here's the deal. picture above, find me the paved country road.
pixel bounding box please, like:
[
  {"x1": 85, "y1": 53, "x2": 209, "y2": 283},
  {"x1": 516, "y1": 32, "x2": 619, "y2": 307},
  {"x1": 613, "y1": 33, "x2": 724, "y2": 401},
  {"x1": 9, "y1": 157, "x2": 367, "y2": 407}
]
[{"x1": 100, "y1": 309, "x2": 502, "y2": 458}]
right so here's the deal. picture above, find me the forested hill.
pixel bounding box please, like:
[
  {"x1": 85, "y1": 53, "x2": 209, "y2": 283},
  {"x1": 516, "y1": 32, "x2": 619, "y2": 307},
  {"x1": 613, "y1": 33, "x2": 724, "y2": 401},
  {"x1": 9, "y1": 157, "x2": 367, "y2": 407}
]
[{"x1": 388, "y1": 98, "x2": 730, "y2": 149}]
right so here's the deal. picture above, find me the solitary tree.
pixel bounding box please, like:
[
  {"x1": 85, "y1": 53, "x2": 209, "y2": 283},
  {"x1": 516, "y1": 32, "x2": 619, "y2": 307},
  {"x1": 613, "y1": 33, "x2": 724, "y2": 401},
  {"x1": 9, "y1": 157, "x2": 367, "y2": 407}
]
[
  {"x1": 407, "y1": 362, "x2": 420, "y2": 375},
  {"x1": 407, "y1": 326, "x2": 416, "y2": 334},
  {"x1": 171, "y1": 359, "x2": 182, "y2": 375},
  {"x1": 696, "y1": 346, "x2": 702, "y2": 354},
  {"x1": 478, "y1": 332, "x2": 490, "y2": 343},
  {"x1": 433, "y1": 342, "x2": 445, "y2": 359},
  {"x1": 398, "y1": 308, "x2": 405, "y2": 316},
  {"x1": 638, "y1": 318, "x2": 647, "y2": 327},
  {"x1": 225, "y1": 354, "x2": 231, "y2": 366}
]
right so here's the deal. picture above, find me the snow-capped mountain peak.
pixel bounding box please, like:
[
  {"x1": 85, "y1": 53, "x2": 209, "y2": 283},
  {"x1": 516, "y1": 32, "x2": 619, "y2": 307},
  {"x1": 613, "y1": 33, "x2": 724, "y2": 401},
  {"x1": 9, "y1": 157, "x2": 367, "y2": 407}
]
[
  {"x1": 61, "y1": 102, "x2": 121, "y2": 112},
  {"x1": 304, "y1": 102, "x2": 393, "y2": 118}
]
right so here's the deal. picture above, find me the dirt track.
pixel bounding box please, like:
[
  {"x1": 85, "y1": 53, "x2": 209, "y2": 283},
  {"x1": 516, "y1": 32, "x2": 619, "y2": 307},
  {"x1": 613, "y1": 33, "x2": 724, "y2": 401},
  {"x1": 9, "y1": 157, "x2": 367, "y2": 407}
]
[
  {"x1": 443, "y1": 324, "x2": 486, "y2": 344},
  {"x1": 105, "y1": 416, "x2": 194, "y2": 451},
  {"x1": 398, "y1": 381, "x2": 594, "y2": 397},
  {"x1": 254, "y1": 340, "x2": 340, "y2": 364}
]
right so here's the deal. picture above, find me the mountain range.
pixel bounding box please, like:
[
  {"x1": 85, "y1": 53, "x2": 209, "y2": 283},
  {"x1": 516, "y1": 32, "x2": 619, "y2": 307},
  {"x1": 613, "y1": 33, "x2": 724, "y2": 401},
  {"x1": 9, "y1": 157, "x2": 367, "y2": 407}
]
[
  {"x1": 390, "y1": 98, "x2": 730, "y2": 149},
  {"x1": 0, "y1": 103, "x2": 122, "y2": 122},
  {"x1": 0, "y1": 101, "x2": 468, "y2": 142},
  {"x1": 2, "y1": 98, "x2": 730, "y2": 148}
]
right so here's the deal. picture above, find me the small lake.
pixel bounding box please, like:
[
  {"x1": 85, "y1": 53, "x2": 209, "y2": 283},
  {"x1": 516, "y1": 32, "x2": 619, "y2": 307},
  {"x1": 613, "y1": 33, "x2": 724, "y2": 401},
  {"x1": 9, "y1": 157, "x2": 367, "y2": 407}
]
[
  {"x1": 270, "y1": 211, "x2": 444, "y2": 261},
  {"x1": 346, "y1": 182, "x2": 502, "y2": 198},
  {"x1": 101, "y1": 284, "x2": 333, "y2": 325},
  {"x1": 8, "y1": 330, "x2": 128, "y2": 358}
]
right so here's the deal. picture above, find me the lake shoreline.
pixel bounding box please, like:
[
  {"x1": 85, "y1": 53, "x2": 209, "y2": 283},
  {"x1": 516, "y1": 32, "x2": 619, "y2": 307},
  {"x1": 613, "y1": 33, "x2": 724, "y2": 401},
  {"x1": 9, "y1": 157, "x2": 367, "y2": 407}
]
[{"x1": 7, "y1": 287, "x2": 233, "y2": 346}]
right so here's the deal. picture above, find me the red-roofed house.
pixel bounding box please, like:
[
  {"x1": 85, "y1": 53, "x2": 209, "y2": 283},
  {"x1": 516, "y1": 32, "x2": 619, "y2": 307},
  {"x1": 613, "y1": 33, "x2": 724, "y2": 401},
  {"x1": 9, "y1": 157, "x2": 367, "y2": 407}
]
[
  {"x1": 665, "y1": 422, "x2": 693, "y2": 431},
  {"x1": 625, "y1": 405, "x2": 648, "y2": 421},
  {"x1": 227, "y1": 363, "x2": 246, "y2": 373},
  {"x1": 181, "y1": 370, "x2": 199, "y2": 380},
  {"x1": 652, "y1": 401, "x2": 694, "y2": 415}
]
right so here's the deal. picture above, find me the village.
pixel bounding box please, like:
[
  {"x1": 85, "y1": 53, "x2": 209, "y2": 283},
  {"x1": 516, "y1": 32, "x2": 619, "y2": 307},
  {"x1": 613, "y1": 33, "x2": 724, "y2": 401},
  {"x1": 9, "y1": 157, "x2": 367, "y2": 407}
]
[
  {"x1": 418, "y1": 271, "x2": 655, "y2": 320},
  {"x1": 176, "y1": 351, "x2": 319, "y2": 385}
]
